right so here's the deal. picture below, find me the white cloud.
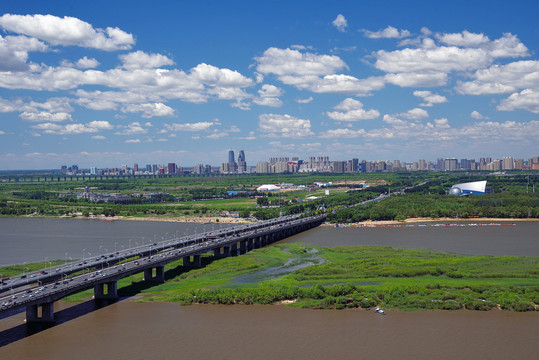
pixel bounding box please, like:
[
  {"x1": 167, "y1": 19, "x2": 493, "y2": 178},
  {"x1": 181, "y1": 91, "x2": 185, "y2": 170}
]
[
  {"x1": 115, "y1": 122, "x2": 148, "y2": 135},
  {"x1": 124, "y1": 139, "x2": 141, "y2": 143},
  {"x1": 332, "y1": 14, "x2": 347, "y2": 32},
  {"x1": 121, "y1": 103, "x2": 176, "y2": 118},
  {"x1": 470, "y1": 110, "x2": 489, "y2": 120},
  {"x1": 0, "y1": 34, "x2": 48, "y2": 71},
  {"x1": 119, "y1": 51, "x2": 175, "y2": 69},
  {"x1": 258, "y1": 113, "x2": 314, "y2": 138},
  {"x1": 456, "y1": 60, "x2": 539, "y2": 95},
  {"x1": 31, "y1": 120, "x2": 113, "y2": 135},
  {"x1": 413, "y1": 90, "x2": 448, "y2": 107},
  {"x1": 91, "y1": 135, "x2": 106, "y2": 140},
  {"x1": 385, "y1": 72, "x2": 448, "y2": 87},
  {"x1": 397, "y1": 107, "x2": 429, "y2": 120},
  {"x1": 295, "y1": 96, "x2": 313, "y2": 104},
  {"x1": 76, "y1": 56, "x2": 99, "y2": 69},
  {"x1": 326, "y1": 98, "x2": 380, "y2": 121},
  {"x1": 0, "y1": 14, "x2": 134, "y2": 50},
  {"x1": 435, "y1": 30, "x2": 490, "y2": 47},
  {"x1": 497, "y1": 89, "x2": 539, "y2": 113},
  {"x1": 361, "y1": 26, "x2": 411, "y2": 39},
  {"x1": 376, "y1": 46, "x2": 491, "y2": 74},
  {"x1": 319, "y1": 128, "x2": 366, "y2": 138},
  {"x1": 255, "y1": 47, "x2": 347, "y2": 77},
  {"x1": 20, "y1": 111, "x2": 72, "y2": 122},
  {"x1": 253, "y1": 84, "x2": 283, "y2": 107},
  {"x1": 164, "y1": 122, "x2": 215, "y2": 132},
  {"x1": 0, "y1": 130, "x2": 5, "y2": 135}
]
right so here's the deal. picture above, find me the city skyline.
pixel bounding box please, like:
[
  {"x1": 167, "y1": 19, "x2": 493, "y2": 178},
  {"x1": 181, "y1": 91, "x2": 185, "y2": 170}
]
[{"x1": 1, "y1": 1, "x2": 539, "y2": 169}]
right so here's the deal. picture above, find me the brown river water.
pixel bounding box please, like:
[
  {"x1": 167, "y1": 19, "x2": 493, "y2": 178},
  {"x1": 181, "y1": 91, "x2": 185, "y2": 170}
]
[
  {"x1": 0, "y1": 301, "x2": 537, "y2": 359},
  {"x1": 0, "y1": 219, "x2": 538, "y2": 358}
]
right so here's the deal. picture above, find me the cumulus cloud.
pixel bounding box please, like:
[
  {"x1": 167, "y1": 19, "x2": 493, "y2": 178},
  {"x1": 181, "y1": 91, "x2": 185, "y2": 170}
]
[
  {"x1": 435, "y1": 30, "x2": 490, "y2": 47},
  {"x1": 456, "y1": 60, "x2": 539, "y2": 95},
  {"x1": 497, "y1": 89, "x2": 539, "y2": 113},
  {"x1": 413, "y1": 90, "x2": 448, "y2": 107},
  {"x1": 470, "y1": 110, "x2": 489, "y2": 120},
  {"x1": 31, "y1": 120, "x2": 113, "y2": 135},
  {"x1": 255, "y1": 47, "x2": 386, "y2": 95},
  {"x1": 376, "y1": 32, "x2": 529, "y2": 90},
  {"x1": 124, "y1": 139, "x2": 141, "y2": 143},
  {"x1": 0, "y1": 34, "x2": 48, "y2": 71},
  {"x1": 361, "y1": 26, "x2": 411, "y2": 39},
  {"x1": 255, "y1": 47, "x2": 347, "y2": 77},
  {"x1": 115, "y1": 122, "x2": 148, "y2": 135},
  {"x1": 253, "y1": 84, "x2": 283, "y2": 107},
  {"x1": 332, "y1": 14, "x2": 347, "y2": 32},
  {"x1": 121, "y1": 103, "x2": 176, "y2": 118},
  {"x1": 326, "y1": 98, "x2": 380, "y2": 121},
  {"x1": 0, "y1": 14, "x2": 134, "y2": 50},
  {"x1": 20, "y1": 111, "x2": 72, "y2": 122},
  {"x1": 258, "y1": 113, "x2": 313, "y2": 138},
  {"x1": 164, "y1": 122, "x2": 215, "y2": 132},
  {"x1": 397, "y1": 107, "x2": 429, "y2": 120},
  {"x1": 62, "y1": 56, "x2": 100, "y2": 69},
  {"x1": 119, "y1": 51, "x2": 175, "y2": 69},
  {"x1": 295, "y1": 96, "x2": 313, "y2": 104}
]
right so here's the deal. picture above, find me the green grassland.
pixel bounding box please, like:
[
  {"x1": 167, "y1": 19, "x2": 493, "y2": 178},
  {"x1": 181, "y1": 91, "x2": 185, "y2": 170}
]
[{"x1": 3, "y1": 244, "x2": 537, "y2": 311}]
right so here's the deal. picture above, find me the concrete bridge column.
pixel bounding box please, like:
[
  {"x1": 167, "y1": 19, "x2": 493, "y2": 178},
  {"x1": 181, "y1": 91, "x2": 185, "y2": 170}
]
[
  {"x1": 247, "y1": 238, "x2": 254, "y2": 251},
  {"x1": 94, "y1": 281, "x2": 118, "y2": 299},
  {"x1": 222, "y1": 246, "x2": 231, "y2": 257},
  {"x1": 239, "y1": 241, "x2": 247, "y2": 254},
  {"x1": 213, "y1": 248, "x2": 222, "y2": 258},
  {"x1": 261, "y1": 235, "x2": 268, "y2": 247},
  {"x1": 183, "y1": 255, "x2": 201, "y2": 267},
  {"x1": 231, "y1": 243, "x2": 238, "y2": 256},
  {"x1": 253, "y1": 237, "x2": 261, "y2": 249},
  {"x1": 26, "y1": 302, "x2": 55, "y2": 323},
  {"x1": 144, "y1": 266, "x2": 165, "y2": 282}
]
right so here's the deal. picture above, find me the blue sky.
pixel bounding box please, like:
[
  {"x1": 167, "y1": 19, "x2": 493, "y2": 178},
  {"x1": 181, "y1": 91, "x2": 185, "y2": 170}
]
[{"x1": 0, "y1": 0, "x2": 538, "y2": 169}]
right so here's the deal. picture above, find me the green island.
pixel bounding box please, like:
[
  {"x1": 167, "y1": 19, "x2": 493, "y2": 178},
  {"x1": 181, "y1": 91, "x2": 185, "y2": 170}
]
[{"x1": 3, "y1": 243, "x2": 536, "y2": 311}]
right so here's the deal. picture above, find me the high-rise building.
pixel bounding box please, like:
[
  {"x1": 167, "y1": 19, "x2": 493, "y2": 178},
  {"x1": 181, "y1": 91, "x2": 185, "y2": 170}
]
[
  {"x1": 167, "y1": 163, "x2": 176, "y2": 175},
  {"x1": 502, "y1": 157, "x2": 514, "y2": 170},
  {"x1": 418, "y1": 159, "x2": 426, "y2": 170},
  {"x1": 256, "y1": 161, "x2": 270, "y2": 174}
]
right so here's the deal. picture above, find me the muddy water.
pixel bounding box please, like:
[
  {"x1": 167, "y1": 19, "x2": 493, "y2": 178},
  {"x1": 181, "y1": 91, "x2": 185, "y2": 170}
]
[
  {"x1": 0, "y1": 301, "x2": 537, "y2": 359},
  {"x1": 281, "y1": 222, "x2": 539, "y2": 256}
]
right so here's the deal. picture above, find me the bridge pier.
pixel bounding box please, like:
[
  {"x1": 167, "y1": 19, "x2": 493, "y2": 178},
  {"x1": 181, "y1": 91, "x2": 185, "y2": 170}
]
[
  {"x1": 183, "y1": 255, "x2": 201, "y2": 267},
  {"x1": 230, "y1": 243, "x2": 238, "y2": 256},
  {"x1": 26, "y1": 302, "x2": 55, "y2": 323},
  {"x1": 94, "y1": 281, "x2": 118, "y2": 299},
  {"x1": 143, "y1": 266, "x2": 165, "y2": 282},
  {"x1": 253, "y1": 237, "x2": 261, "y2": 249},
  {"x1": 239, "y1": 241, "x2": 247, "y2": 254}
]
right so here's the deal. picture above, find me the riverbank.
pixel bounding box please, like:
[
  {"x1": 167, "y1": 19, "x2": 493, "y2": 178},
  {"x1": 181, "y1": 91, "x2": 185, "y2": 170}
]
[{"x1": 67, "y1": 214, "x2": 538, "y2": 226}]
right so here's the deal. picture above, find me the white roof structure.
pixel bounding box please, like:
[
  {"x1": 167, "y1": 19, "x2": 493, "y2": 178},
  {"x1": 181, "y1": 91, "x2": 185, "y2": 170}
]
[
  {"x1": 449, "y1": 180, "x2": 487, "y2": 196},
  {"x1": 256, "y1": 184, "x2": 280, "y2": 191}
]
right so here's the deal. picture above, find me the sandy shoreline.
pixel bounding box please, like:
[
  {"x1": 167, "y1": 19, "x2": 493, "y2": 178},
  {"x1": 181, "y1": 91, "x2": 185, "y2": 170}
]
[{"x1": 76, "y1": 214, "x2": 539, "y2": 226}]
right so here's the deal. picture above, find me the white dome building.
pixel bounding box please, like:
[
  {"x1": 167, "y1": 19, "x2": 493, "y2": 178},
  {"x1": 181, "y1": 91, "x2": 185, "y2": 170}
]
[{"x1": 449, "y1": 180, "x2": 487, "y2": 196}]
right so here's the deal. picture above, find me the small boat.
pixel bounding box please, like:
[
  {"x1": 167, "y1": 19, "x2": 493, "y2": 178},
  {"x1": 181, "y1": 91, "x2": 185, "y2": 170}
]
[{"x1": 375, "y1": 307, "x2": 386, "y2": 315}]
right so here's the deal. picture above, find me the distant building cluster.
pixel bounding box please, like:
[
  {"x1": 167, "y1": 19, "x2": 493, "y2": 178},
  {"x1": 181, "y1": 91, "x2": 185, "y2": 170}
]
[{"x1": 60, "y1": 155, "x2": 539, "y2": 176}]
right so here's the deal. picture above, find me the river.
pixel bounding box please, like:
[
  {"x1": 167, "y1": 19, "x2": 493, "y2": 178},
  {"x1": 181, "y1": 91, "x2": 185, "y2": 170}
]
[{"x1": 0, "y1": 218, "x2": 538, "y2": 359}]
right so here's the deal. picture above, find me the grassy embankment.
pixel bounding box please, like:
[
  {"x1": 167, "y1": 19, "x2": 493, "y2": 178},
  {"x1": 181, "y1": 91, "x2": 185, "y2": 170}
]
[{"x1": 14, "y1": 243, "x2": 536, "y2": 311}]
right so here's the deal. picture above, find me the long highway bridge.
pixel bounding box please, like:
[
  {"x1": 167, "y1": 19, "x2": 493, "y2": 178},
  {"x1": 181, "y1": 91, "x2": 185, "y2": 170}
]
[{"x1": 0, "y1": 214, "x2": 325, "y2": 324}]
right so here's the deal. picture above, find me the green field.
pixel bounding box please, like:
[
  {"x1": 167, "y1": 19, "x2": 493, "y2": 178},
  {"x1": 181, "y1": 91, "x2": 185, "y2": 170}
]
[{"x1": 3, "y1": 243, "x2": 537, "y2": 311}]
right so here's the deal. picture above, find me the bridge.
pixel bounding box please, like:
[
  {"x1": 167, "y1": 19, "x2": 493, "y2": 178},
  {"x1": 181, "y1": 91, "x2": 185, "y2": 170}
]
[{"x1": 0, "y1": 214, "x2": 325, "y2": 324}]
